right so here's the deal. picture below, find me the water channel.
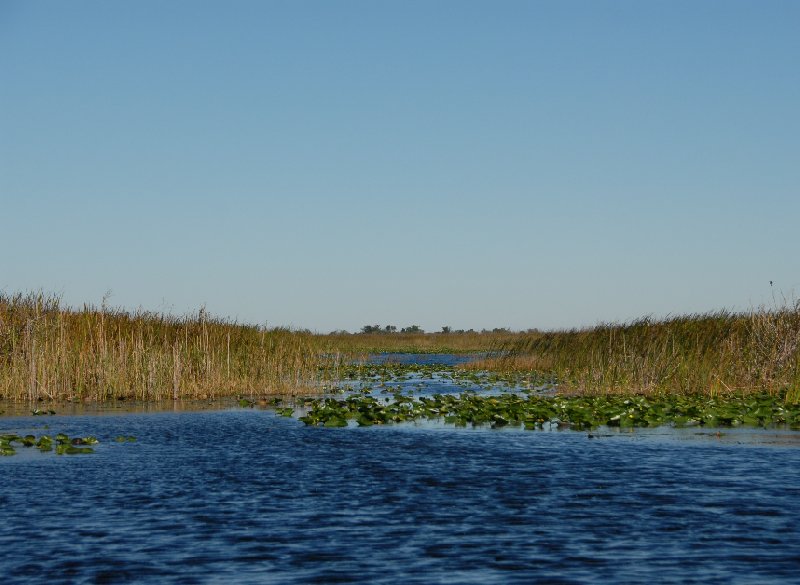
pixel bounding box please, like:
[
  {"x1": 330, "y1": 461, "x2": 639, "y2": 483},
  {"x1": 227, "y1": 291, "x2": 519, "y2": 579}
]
[{"x1": 2, "y1": 356, "x2": 800, "y2": 584}]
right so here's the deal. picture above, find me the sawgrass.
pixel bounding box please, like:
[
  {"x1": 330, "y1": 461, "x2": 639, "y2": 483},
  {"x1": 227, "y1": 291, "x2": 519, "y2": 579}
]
[
  {"x1": 473, "y1": 304, "x2": 800, "y2": 401},
  {"x1": 7, "y1": 290, "x2": 797, "y2": 405},
  {"x1": 0, "y1": 292, "x2": 337, "y2": 402},
  {"x1": 315, "y1": 330, "x2": 522, "y2": 354}
]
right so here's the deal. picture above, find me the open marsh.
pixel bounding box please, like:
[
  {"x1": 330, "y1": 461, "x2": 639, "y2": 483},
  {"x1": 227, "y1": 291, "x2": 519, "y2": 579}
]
[{"x1": 3, "y1": 354, "x2": 800, "y2": 583}]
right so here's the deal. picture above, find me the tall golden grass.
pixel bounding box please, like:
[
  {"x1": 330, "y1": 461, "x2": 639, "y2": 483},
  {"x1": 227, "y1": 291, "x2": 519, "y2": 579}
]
[
  {"x1": 7, "y1": 290, "x2": 796, "y2": 404},
  {"x1": 477, "y1": 304, "x2": 800, "y2": 400},
  {"x1": 0, "y1": 292, "x2": 337, "y2": 402}
]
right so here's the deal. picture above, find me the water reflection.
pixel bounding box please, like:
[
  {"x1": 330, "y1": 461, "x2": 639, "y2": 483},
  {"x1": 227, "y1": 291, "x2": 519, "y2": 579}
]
[{"x1": 0, "y1": 398, "x2": 244, "y2": 418}]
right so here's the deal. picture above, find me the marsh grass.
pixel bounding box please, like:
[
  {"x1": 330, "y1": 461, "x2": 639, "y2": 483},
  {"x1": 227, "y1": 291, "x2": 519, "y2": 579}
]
[
  {"x1": 0, "y1": 292, "x2": 338, "y2": 402},
  {"x1": 473, "y1": 304, "x2": 800, "y2": 401}
]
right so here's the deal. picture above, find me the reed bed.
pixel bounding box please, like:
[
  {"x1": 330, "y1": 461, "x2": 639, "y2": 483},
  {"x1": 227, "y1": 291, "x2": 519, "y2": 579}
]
[
  {"x1": 0, "y1": 292, "x2": 338, "y2": 403},
  {"x1": 473, "y1": 305, "x2": 800, "y2": 401},
  {"x1": 315, "y1": 330, "x2": 523, "y2": 355}
]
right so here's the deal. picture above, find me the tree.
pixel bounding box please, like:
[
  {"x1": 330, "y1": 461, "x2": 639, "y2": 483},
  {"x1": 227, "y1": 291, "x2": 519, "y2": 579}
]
[{"x1": 401, "y1": 325, "x2": 424, "y2": 333}]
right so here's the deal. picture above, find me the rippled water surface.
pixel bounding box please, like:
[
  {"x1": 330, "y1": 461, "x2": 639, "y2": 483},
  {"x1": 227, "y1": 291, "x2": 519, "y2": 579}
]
[{"x1": 3, "y1": 407, "x2": 800, "y2": 584}]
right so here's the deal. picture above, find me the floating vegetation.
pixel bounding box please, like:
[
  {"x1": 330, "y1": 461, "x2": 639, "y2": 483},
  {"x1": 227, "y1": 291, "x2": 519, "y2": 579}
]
[
  {"x1": 0, "y1": 436, "x2": 14, "y2": 456},
  {"x1": 31, "y1": 408, "x2": 56, "y2": 416},
  {"x1": 331, "y1": 361, "x2": 549, "y2": 395},
  {"x1": 299, "y1": 392, "x2": 800, "y2": 431},
  {"x1": 0, "y1": 432, "x2": 136, "y2": 456}
]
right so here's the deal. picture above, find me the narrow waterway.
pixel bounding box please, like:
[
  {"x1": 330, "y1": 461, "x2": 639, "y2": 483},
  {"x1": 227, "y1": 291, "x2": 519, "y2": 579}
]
[{"x1": 2, "y1": 358, "x2": 799, "y2": 584}]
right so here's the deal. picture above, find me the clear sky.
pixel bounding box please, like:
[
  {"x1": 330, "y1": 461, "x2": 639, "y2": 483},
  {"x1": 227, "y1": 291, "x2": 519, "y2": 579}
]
[{"x1": 1, "y1": 1, "x2": 798, "y2": 332}]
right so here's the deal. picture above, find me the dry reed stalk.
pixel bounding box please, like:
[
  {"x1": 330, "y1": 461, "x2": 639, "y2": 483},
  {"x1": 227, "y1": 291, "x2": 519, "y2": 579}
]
[
  {"x1": 0, "y1": 292, "x2": 340, "y2": 403},
  {"x1": 484, "y1": 306, "x2": 800, "y2": 399}
]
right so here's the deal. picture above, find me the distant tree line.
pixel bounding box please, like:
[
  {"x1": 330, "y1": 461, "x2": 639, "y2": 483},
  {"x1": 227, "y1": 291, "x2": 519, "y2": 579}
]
[
  {"x1": 360, "y1": 324, "x2": 424, "y2": 334},
  {"x1": 356, "y1": 325, "x2": 516, "y2": 335}
]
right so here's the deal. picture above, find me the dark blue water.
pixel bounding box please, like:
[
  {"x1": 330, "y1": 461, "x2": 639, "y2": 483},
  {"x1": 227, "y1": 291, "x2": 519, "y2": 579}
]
[{"x1": 2, "y1": 410, "x2": 800, "y2": 584}]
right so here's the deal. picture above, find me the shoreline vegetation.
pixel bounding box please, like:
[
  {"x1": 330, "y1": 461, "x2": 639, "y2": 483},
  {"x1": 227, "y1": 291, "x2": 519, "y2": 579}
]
[
  {"x1": 1, "y1": 291, "x2": 798, "y2": 406},
  {"x1": 477, "y1": 304, "x2": 800, "y2": 402},
  {"x1": 317, "y1": 328, "x2": 520, "y2": 355},
  {"x1": 0, "y1": 292, "x2": 339, "y2": 403}
]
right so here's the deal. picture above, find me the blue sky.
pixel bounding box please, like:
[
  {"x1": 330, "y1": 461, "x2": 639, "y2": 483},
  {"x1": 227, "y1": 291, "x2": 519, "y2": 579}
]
[{"x1": 1, "y1": 0, "x2": 798, "y2": 332}]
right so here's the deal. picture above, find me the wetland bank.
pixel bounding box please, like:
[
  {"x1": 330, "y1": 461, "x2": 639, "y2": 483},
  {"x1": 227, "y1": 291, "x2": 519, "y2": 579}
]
[{"x1": 3, "y1": 293, "x2": 800, "y2": 583}]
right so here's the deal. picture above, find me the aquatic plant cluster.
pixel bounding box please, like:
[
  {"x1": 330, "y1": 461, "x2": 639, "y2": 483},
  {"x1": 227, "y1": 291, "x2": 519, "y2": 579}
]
[
  {"x1": 299, "y1": 392, "x2": 800, "y2": 431},
  {"x1": 336, "y1": 361, "x2": 549, "y2": 393},
  {"x1": 0, "y1": 432, "x2": 137, "y2": 456},
  {"x1": 480, "y1": 306, "x2": 800, "y2": 400},
  {"x1": 1, "y1": 432, "x2": 102, "y2": 456},
  {"x1": 0, "y1": 292, "x2": 338, "y2": 402}
]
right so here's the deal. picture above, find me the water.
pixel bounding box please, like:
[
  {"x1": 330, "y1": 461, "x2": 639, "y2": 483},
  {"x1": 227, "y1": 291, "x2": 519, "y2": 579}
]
[
  {"x1": 3, "y1": 353, "x2": 800, "y2": 584},
  {"x1": 3, "y1": 412, "x2": 800, "y2": 584},
  {"x1": 364, "y1": 353, "x2": 482, "y2": 366},
  {"x1": 341, "y1": 353, "x2": 534, "y2": 398}
]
